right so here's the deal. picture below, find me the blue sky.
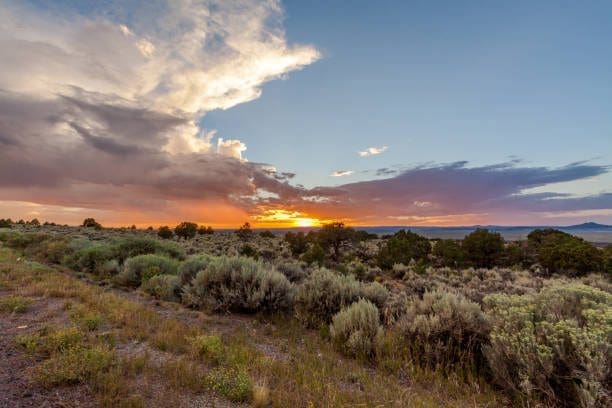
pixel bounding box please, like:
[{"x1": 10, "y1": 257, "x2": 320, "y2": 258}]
[
  {"x1": 0, "y1": 0, "x2": 610, "y2": 226},
  {"x1": 205, "y1": 0, "x2": 612, "y2": 189}
]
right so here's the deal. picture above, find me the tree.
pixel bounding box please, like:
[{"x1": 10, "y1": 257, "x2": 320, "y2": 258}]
[
  {"x1": 259, "y1": 230, "x2": 275, "y2": 239},
  {"x1": 29, "y1": 218, "x2": 40, "y2": 226},
  {"x1": 302, "y1": 242, "x2": 325, "y2": 266},
  {"x1": 174, "y1": 222, "x2": 197, "y2": 240},
  {"x1": 285, "y1": 231, "x2": 309, "y2": 256},
  {"x1": 0, "y1": 218, "x2": 12, "y2": 228},
  {"x1": 528, "y1": 229, "x2": 602, "y2": 276},
  {"x1": 316, "y1": 222, "x2": 355, "y2": 261},
  {"x1": 432, "y1": 239, "x2": 464, "y2": 267},
  {"x1": 235, "y1": 222, "x2": 253, "y2": 241},
  {"x1": 377, "y1": 229, "x2": 431, "y2": 269},
  {"x1": 82, "y1": 218, "x2": 102, "y2": 230},
  {"x1": 197, "y1": 226, "x2": 214, "y2": 235},
  {"x1": 157, "y1": 226, "x2": 174, "y2": 239},
  {"x1": 461, "y1": 229, "x2": 504, "y2": 268}
]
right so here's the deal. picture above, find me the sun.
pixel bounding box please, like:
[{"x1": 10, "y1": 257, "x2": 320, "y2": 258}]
[{"x1": 294, "y1": 217, "x2": 318, "y2": 227}]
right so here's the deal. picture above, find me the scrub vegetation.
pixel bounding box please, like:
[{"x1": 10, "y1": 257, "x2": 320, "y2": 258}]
[{"x1": 0, "y1": 218, "x2": 610, "y2": 407}]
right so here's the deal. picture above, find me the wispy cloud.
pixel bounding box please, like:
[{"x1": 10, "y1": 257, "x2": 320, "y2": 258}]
[
  {"x1": 330, "y1": 170, "x2": 354, "y2": 177},
  {"x1": 358, "y1": 146, "x2": 388, "y2": 157}
]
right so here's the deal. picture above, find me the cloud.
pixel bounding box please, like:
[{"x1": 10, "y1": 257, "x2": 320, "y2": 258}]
[
  {"x1": 294, "y1": 161, "x2": 612, "y2": 224},
  {"x1": 330, "y1": 170, "x2": 354, "y2": 177},
  {"x1": 358, "y1": 146, "x2": 388, "y2": 157},
  {"x1": 0, "y1": 0, "x2": 318, "y2": 223},
  {"x1": 217, "y1": 138, "x2": 247, "y2": 160}
]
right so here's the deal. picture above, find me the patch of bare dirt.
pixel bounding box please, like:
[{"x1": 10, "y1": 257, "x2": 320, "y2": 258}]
[{"x1": 0, "y1": 295, "x2": 95, "y2": 408}]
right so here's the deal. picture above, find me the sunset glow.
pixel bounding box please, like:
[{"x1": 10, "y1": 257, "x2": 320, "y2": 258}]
[{"x1": 0, "y1": 0, "x2": 610, "y2": 227}]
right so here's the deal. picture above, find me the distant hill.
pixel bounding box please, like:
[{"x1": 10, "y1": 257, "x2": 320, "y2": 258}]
[{"x1": 562, "y1": 222, "x2": 612, "y2": 231}]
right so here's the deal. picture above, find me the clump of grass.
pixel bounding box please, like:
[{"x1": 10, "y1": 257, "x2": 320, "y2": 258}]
[
  {"x1": 15, "y1": 333, "x2": 42, "y2": 353},
  {"x1": 204, "y1": 366, "x2": 253, "y2": 402},
  {"x1": 33, "y1": 345, "x2": 114, "y2": 387},
  {"x1": 69, "y1": 304, "x2": 103, "y2": 331},
  {"x1": 189, "y1": 334, "x2": 224, "y2": 364},
  {"x1": 0, "y1": 294, "x2": 32, "y2": 313},
  {"x1": 252, "y1": 383, "x2": 271, "y2": 408}
]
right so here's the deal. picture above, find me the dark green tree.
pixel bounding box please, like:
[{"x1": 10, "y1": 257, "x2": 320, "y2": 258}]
[
  {"x1": 377, "y1": 229, "x2": 431, "y2": 269},
  {"x1": 284, "y1": 231, "x2": 309, "y2": 256},
  {"x1": 432, "y1": 239, "x2": 464, "y2": 267},
  {"x1": 174, "y1": 222, "x2": 197, "y2": 240},
  {"x1": 235, "y1": 222, "x2": 253, "y2": 241},
  {"x1": 82, "y1": 218, "x2": 102, "y2": 230},
  {"x1": 461, "y1": 228, "x2": 504, "y2": 268},
  {"x1": 316, "y1": 222, "x2": 355, "y2": 261},
  {"x1": 157, "y1": 226, "x2": 174, "y2": 239}
]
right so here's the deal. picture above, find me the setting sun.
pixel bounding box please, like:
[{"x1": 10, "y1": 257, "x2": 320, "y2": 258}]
[{"x1": 294, "y1": 217, "x2": 319, "y2": 227}]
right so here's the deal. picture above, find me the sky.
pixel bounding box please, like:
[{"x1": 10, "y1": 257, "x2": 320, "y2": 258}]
[{"x1": 0, "y1": 0, "x2": 611, "y2": 227}]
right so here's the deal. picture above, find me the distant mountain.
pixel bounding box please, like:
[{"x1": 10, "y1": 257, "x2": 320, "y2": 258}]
[{"x1": 562, "y1": 222, "x2": 612, "y2": 231}]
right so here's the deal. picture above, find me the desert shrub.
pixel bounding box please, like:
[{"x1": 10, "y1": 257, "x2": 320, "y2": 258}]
[
  {"x1": 377, "y1": 230, "x2": 431, "y2": 270},
  {"x1": 295, "y1": 268, "x2": 388, "y2": 327},
  {"x1": 115, "y1": 254, "x2": 179, "y2": 287},
  {"x1": 581, "y1": 273, "x2": 612, "y2": 294},
  {"x1": 157, "y1": 226, "x2": 174, "y2": 239},
  {"x1": 276, "y1": 261, "x2": 307, "y2": 283},
  {"x1": 1, "y1": 231, "x2": 50, "y2": 250},
  {"x1": 461, "y1": 229, "x2": 504, "y2": 268},
  {"x1": 603, "y1": 245, "x2": 612, "y2": 275},
  {"x1": 0, "y1": 295, "x2": 32, "y2": 313},
  {"x1": 184, "y1": 256, "x2": 294, "y2": 313},
  {"x1": 315, "y1": 222, "x2": 356, "y2": 261},
  {"x1": 204, "y1": 366, "x2": 252, "y2": 402},
  {"x1": 113, "y1": 236, "x2": 184, "y2": 262},
  {"x1": 174, "y1": 221, "x2": 197, "y2": 240},
  {"x1": 484, "y1": 283, "x2": 611, "y2": 407},
  {"x1": 528, "y1": 230, "x2": 603, "y2": 276},
  {"x1": 197, "y1": 225, "x2": 214, "y2": 235},
  {"x1": 69, "y1": 305, "x2": 102, "y2": 331},
  {"x1": 259, "y1": 230, "x2": 275, "y2": 239},
  {"x1": 141, "y1": 274, "x2": 181, "y2": 301},
  {"x1": 0, "y1": 218, "x2": 12, "y2": 228},
  {"x1": 70, "y1": 243, "x2": 117, "y2": 275},
  {"x1": 397, "y1": 289, "x2": 489, "y2": 369},
  {"x1": 25, "y1": 235, "x2": 73, "y2": 264},
  {"x1": 344, "y1": 259, "x2": 371, "y2": 281},
  {"x1": 178, "y1": 255, "x2": 214, "y2": 286},
  {"x1": 330, "y1": 299, "x2": 383, "y2": 359}
]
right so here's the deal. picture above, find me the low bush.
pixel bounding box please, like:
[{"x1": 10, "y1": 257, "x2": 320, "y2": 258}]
[
  {"x1": 484, "y1": 283, "x2": 611, "y2": 407},
  {"x1": 183, "y1": 256, "x2": 294, "y2": 313},
  {"x1": 330, "y1": 299, "x2": 383, "y2": 359},
  {"x1": 34, "y1": 345, "x2": 114, "y2": 387},
  {"x1": 68, "y1": 244, "x2": 117, "y2": 275},
  {"x1": 178, "y1": 255, "x2": 214, "y2": 286},
  {"x1": 276, "y1": 261, "x2": 307, "y2": 283},
  {"x1": 461, "y1": 229, "x2": 505, "y2": 268},
  {"x1": 141, "y1": 274, "x2": 181, "y2": 301},
  {"x1": 115, "y1": 254, "x2": 179, "y2": 287},
  {"x1": 189, "y1": 334, "x2": 224, "y2": 365},
  {"x1": 295, "y1": 268, "x2": 388, "y2": 327},
  {"x1": 113, "y1": 236, "x2": 185, "y2": 263},
  {"x1": 397, "y1": 289, "x2": 489, "y2": 369},
  {"x1": 204, "y1": 366, "x2": 252, "y2": 402}
]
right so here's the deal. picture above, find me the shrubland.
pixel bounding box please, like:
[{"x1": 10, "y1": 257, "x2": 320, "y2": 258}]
[{"x1": 1, "y1": 220, "x2": 610, "y2": 407}]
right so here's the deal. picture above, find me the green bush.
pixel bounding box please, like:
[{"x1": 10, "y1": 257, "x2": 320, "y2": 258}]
[
  {"x1": 178, "y1": 255, "x2": 214, "y2": 286},
  {"x1": 70, "y1": 244, "x2": 117, "y2": 275},
  {"x1": 184, "y1": 256, "x2": 294, "y2": 313},
  {"x1": 157, "y1": 226, "x2": 174, "y2": 239},
  {"x1": 82, "y1": 218, "x2": 102, "y2": 229},
  {"x1": 34, "y1": 345, "x2": 114, "y2": 387},
  {"x1": 484, "y1": 283, "x2": 611, "y2": 407},
  {"x1": 301, "y1": 243, "x2": 325, "y2": 266},
  {"x1": 204, "y1": 366, "x2": 252, "y2": 402},
  {"x1": 113, "y1": 237, "x2": 184, "y2": 263},
  {"x1": 141, "y1": 274, "x2": 181, "y2": 301},
  {"x1": 115, "y1": 254, "x2": 179, "y2": 287},
  {"x1": 432, "y1": 239, "x2": 464, "y2": 267},
  {"x1": 0, "y1": 218, "x2": 12, "y2": 228},
  {"x1": 295, "y1": 268, "x2": 388, "y2": 327},
  {"x1": 330, "y1": 299, "x2": 383, "y2": 359},
  {"x1": 377, "y1": 230, "x2": 431, "y2": 270},
  {"x1": 0, "y1": 295, "x2": 32, "y2": 313},
  {"x1": 397, "y1": 289, "x2": 489, "y2": 369}
]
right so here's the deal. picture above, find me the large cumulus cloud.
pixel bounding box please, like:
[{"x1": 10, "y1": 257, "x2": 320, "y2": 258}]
[{"x1": 0, "y1": 0, "x2": 317, "y2": 222}]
